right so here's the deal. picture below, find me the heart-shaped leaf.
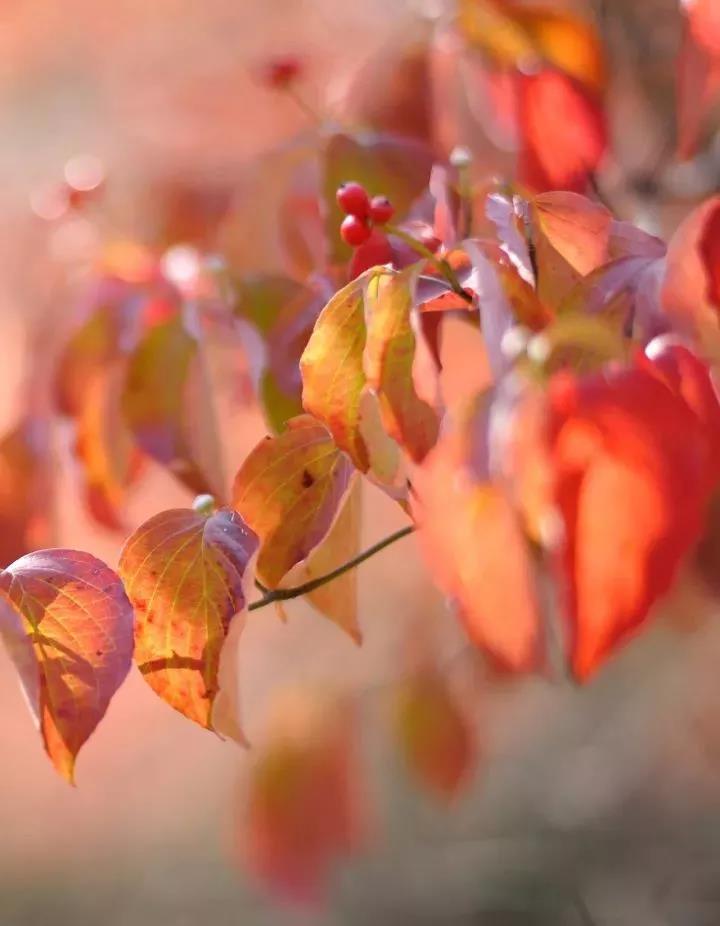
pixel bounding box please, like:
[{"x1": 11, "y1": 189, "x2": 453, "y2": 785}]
[
  {"x1": 232, "y1": 417, "x2": 355, "y2": 589},
  {"x1": 0, "y1": 550, "x2": 133, "y2": 782},
  {"x1": 119, "y1": 506, "x2": 258, "y2": 734}
]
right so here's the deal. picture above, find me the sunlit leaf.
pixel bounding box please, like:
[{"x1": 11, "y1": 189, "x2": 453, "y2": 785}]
[
  {"x1": 277, "y1": 477, "x2": 363, "y2": 643},
  {"x1": 232, "y1": 417, "x2": 355, "y2": 589},
  {"x1": 122, "y1": 312, "x2": 225, "y2": 499},
  {"x1": 394, "y1": 667, "x2": 476, "y2": 800},
  {"x1": 238, "y1": 693, "x2": 365, "y2": 904},
  {"x1": 119, "y1": 506, "x2": 258, "y2": 734},
  {"x1": 517, "y1": 69, "x2": 607, "y2": 194},
  {"x1": 300, "y1": 271, "x2": 376, "y2": 471},
  {"x1": 412, "y1": 395, "x2": 541, "y2": 671},
  {"x1": 364, "y1": 269, "x2": 440, "y2": 462},
  {"x1": 0, "y1": 550, "x2": 133, "y2": 782},
  {"x1": 548, "y1": 364, "x2": 715, "y2": 679}
]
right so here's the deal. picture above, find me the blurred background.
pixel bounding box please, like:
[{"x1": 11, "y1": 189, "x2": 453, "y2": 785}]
[{"x1": 4, "y1": 0, "x2": 720, "y2": 924}]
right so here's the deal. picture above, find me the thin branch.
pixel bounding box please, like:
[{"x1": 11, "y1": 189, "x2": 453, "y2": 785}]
[
  {"x1": 248, "y1": 524, "x2": 415, "y2": 612},
  {"x1": 386, "y1": 224, "x2": 474, "y2": 305}
]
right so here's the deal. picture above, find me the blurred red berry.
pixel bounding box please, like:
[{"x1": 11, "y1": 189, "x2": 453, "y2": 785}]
[
  {"x1": 340, "y1": 214, "x2": 371, "y2": 247},
  {"x1": 349, "y1": 228, "x2": 394, "y2": 277},
  {"x1": 336, "y1": 182, "x2": 370, "y2": 218},
  {"x1": 260, "y1": 55, "x2": 302, "y2": 89},
  {"x1": 369, "y1": 195, "x2": 395, "y2": 225}
]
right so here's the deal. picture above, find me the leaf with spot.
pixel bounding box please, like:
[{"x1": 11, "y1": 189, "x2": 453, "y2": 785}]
[
  {"x1": 119, "y1": 506, "x2": 258, "y2": 734},
  {"x1": 0, "y1": 550, "x2": 133, "y2": 782},
  {"x1": 232, "y1": 417, "x2": 355, "y2": 589},
  {"x1": 122, "y1": 312, "x2": 225, "y2": 499}
]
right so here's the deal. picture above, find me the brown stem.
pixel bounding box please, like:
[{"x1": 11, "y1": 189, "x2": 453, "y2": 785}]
[{"x1": 248, "y1": 524, "x2": 415, "y2": 611}]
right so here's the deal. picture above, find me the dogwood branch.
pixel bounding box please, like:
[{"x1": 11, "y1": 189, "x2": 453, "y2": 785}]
[{"x1": 248, "y1": 524, "x2": 415, "y2": 611}]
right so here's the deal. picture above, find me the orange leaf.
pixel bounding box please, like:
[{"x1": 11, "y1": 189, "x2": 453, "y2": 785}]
[
  {"x1": 239, "y1": 693, "x2": 365, "y2": 904},
  {"x1": 364, "y1": 269, "x2": 440, "y2": 462},
  {"x1": 0, "y1": 417, "x2": 55, "y2": 567},
  {"x1": 0, "y1": 550, "x2": 133, "y2": 782},
  {"x1": 412, "y1": 397, "x2": 541, "y2": 671},
  {"x1": 394, "y1": 668, "x2": 476, "y2": 800},
  {"x1": 122, "y1": 312, "x2": 225, "y2": 499},
  {"x1": 517, "y1": 69, "x2": 607, "y2": 194},
  {"x1": 458, "y1": 0, "x2": 605, "y2": 92},
  {"x1": 232, "y1": 416, "x2": 355, "y2": 589},
  {"x1": 277, "y1": 477, "x2": 363, "y2": 643},
  {"x1": 119, "y1": 506, "x2": 258, "y2": 734},
  {"x1": 548, "y1": 365, "x2": 714, "y2": 679},
  {"x1": 74, "y1": 364, "x2": 143, "y2": 531},
  {"x1": 300, "y1": 272, "x2": 376, "y2": 471}
]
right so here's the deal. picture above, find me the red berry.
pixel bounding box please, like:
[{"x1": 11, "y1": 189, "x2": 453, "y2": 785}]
[
  {"x1": 369, "y1": 195, "x2": 395, "y2": 225},
  {"x1": 260, "y1": 55, "x2": 302, "y2": 89},
  {"x1": 340, "y1": 214, "x2": 371, "y2": 247},
  {"x1": 336, "y1": 182, "x2": 370, "y2": 218}
]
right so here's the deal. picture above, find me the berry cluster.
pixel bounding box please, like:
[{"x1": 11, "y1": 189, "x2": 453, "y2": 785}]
[{"x1": 336, "y1": 181, "x2": 395, "y2": 247}]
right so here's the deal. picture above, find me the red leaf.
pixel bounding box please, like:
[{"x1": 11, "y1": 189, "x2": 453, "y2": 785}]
[
  {"x1": 0, "y1": 550, "x2": 133, "y2": 782},
  {"x1": 239, "y1": 694, "x2": 365, "y2": 904},
  {"x1": 412, "y1": 396, "x2": 541, "y2": 671},
  {"x1": 517, "y1": 69, "x2": 607, "y2": 194},
  {"x1": 677, "y1": 2, "x2": 720, "y2": 159},
  {"x1": 548, "y1": 365, "x2": 714, "y2": 679}
]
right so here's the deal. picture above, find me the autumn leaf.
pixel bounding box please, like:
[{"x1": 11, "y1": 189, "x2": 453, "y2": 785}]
[
  {"x1": 300, "y1": 271, "x2": 375, "y2": 471},
  {"x1": 517, "y1": 69, "x2": 607, "y2": 194},
  {"x1": 393, "y1": 668, "x2": 476, "y2": 800},
  {"x1": 122, "y1": 312, "x2": 225, "y2": 499},
  {"x1": 74, "y1": 364, "x2": 144, "y2": 531},
  {"x1": 119, "y1": 506, "x2": 258, "y2": 734},
  {"x1": 277, "y1": 477, "x2": 363, "y2": 643},
  {"x1": 548, "y1": 364, "x2": 715, "y2": 679},
  {"x1": 231, "y1": 273, "x2": 327, "y2": 433},
  {"x1": 662, "y1": 196, "x2": 720, "y2": 349},
  {"x1": 458, "y1": 0, "x2": 605, "y2": 92},
  {"x1": 0, "y1": 417, "x2": 55, "y2": 567},
  {"x1": 238, "y1": 692, "x2": 365, "y2": 904},
  {"x1": 0, "y1": 550, "x2": 133, "y2": 782},
  {"x1": 411, "y1": 395, "x2": 541, "y2": 672},
  {"x1": 677, "y1": 0, "x2": 720, "y2": 159},
  {"x1": 232, "y1": 416, "x2": 355, "y2": 589},
  {"x1": 54, "y1": 276, "x2": 149, "y2": 416},
  {"x1": 364, "y1": 268, "x2": 440, "y2": 462}
]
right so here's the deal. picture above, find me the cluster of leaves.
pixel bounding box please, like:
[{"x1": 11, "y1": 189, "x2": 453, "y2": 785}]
[{"x1": 5, "y1": 0, "x2": 720, "y2": 905}]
